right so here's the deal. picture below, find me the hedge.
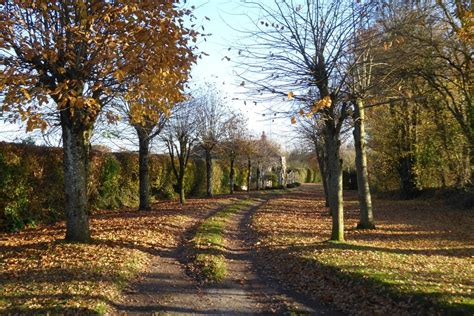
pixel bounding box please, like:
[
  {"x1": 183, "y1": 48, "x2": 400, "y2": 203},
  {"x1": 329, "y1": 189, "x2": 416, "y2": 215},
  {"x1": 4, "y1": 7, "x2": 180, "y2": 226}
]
[{"x1": 0, "y1": 142, "x2": 246, "y2": 231}]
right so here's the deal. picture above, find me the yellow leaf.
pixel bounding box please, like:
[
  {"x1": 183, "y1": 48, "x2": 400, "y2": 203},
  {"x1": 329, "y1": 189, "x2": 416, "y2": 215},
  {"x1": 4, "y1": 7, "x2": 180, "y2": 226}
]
[
  {"x1": 288, "y1": 91, "x2": 294, "y2": 100},
  {"x1": 291, "y1": 116, "x2": 296, "y2": 124}
]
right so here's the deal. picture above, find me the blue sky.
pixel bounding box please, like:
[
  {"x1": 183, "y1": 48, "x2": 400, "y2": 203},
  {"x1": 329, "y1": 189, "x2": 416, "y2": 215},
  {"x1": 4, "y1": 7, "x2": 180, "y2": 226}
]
[
  {"x1": 0, "y1": 1, "x2": 296, "y2": 150},
  {"x1": 189, "y1": 0, "x2": 294, "y2": 146}
]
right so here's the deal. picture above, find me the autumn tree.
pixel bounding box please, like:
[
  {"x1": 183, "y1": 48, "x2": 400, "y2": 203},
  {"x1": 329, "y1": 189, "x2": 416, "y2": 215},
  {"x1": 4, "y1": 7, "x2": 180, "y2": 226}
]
[
  {"x1": 377, "y1": 0, "x2": 472, "y2": 188},
  {"x1": 162, "y1": 100, "x2": 198, "y2": 204},
  {"x1": 122, "y1": 57, "x2": 195, "y2": 210},
  {"x1": 344, "y1": 22, "x2": 380, "y2": 228},
  {"x1": 0, "y1": 1, "x2": 197, "y2": 241}
]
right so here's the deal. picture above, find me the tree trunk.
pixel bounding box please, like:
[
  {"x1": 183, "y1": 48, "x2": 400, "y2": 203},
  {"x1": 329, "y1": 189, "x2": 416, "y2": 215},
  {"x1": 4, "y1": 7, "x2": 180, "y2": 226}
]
[
  {"x1": 229, "y1": 157, "x2": 235, "y2": 194},
  {"x1": 247, "y1": 158, "x2": 251, "y2": 193},
  {"x1": 137, "y1": 129, "x2": 151, "y2": 211},
  {"x1": 178, "y1": 174, "x2": 186, "y2": 204},
  {"x1": 205, "y1": 150, "x2": 213, "y2": 197},
  {"x1": 353, "y1": 99, "x2": 375, "y2": 229},
  {"x1": 325, "y1": 122, "x2": 344, "y2": 242},
  {"x1": 256, "y1": 165, "x2": 261, "y2": 190},
  {"x1": 61, "y1": 120, "x2": 91, "y2": 242},
  {"x1": 390, "y1": 101, "x2": 419, "y2": 199},
  {"x1": 315, "y1": 144, "x2": 329, "y2": 207}
]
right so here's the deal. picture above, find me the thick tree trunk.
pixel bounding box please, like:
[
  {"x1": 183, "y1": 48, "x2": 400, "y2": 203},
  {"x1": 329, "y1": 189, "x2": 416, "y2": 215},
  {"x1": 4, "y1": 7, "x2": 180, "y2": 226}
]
[
  {"x1": 353, "y1": 99, "x2": 375, "y2": 229},
  {"x1": 205, "y1": 150, "x2": 213, "y2": 197},
  {"x1": 137, "y1": 130, "x2": 151, "y2": 211},
  {"x1": 229, "y1": 157, "x2": 235, "y2": 194},
  {"x1": 247, "y1": 158, "x2": 251, "y2": 192},
  {"x1": 61, "y1": 121, "x2": 91, "y2": 242},
  {"x1": 325, "y1": 122, "x2": 344, "y2": 242}
]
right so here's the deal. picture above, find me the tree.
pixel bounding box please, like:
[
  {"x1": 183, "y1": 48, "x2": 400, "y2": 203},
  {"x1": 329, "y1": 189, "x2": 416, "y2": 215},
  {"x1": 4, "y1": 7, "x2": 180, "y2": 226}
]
[
  {"x1": 196, "y1": 86, "x2": 229, "y2": 197},
  {"x1": 220, "y1": 113, "x2": 248, "y2": 194},
  {"x1": 240, "y1": 136, "x2": 258, "y2": 192},
  {"x1": 162, "y1": 101, "x2": 198, "y2": 204},
  {"x1": 378, "y1": 0, "x2": 473, "y2": 187},
  {"x1": 122, "y1": 64, "x2": 194, "y2": 211},
  {"x1": 346, "y1": 24, "x2": 379, "y2": 228},
  {"x1": 118, "y1": 96, "x2": 169, "y2": 211},
  {"x1": 236, "y1": 0, "x2": 371, "y2": 241},
  {"x1": 0, "y1": 1, "x2": 197, "y2": 241}
]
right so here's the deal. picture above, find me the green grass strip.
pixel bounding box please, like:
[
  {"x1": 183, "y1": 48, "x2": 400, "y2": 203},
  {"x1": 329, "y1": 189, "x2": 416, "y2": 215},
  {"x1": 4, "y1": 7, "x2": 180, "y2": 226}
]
[{"x1": 191, "y1": 199, "x2": 255, "y2": 283}]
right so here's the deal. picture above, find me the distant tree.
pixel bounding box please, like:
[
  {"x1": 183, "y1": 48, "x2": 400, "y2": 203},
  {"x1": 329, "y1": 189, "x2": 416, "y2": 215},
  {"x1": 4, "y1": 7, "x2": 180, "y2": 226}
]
[
  {"x1": 162, "y1": 101, "x2": 198, "y2": 204},
  {"x1": 196, "y1": 86, "x2": 229, "y2": 197},
  {"x1": 220, "y1": 113, "x2": 248, "y2": 194},
  {"x1": 240, "y1": 136, "x2": 258, "y2": 192},
  {"x1": 0, "y1": 1, "x2": 198, "y2": 242}
]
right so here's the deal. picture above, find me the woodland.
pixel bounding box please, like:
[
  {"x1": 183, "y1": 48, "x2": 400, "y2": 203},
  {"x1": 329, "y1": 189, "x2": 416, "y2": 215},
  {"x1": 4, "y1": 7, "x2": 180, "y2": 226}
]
[{"x1": 0, "y1": 0, "x2": 472, "y2": 315}]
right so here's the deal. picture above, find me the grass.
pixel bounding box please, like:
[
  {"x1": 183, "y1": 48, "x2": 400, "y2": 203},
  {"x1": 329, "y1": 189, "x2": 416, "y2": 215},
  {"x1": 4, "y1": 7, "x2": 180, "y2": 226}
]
[
  {"x1": 251, "y1": 184, "x2": 474, "y2": 315},
  {"x1": 0, "y1": 197, "x2": 228, "y2": 314},
  {"x1": 190, "y1": 198, "x2": 256, "y2": 283}
]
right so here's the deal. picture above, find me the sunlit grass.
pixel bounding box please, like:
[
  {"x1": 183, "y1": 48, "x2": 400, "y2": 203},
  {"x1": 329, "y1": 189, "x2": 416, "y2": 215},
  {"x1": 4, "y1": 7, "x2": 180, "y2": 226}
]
[{"x1": 191, "y1": 199, "x2": 255, "y2": 283}]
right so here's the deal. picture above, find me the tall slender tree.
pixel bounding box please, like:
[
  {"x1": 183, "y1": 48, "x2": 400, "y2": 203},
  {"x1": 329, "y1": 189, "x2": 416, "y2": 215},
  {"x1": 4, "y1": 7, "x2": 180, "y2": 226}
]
[
  {"x1": 196, "y1": 86, "x2": 229, "y2": 197},
  {"x1": 162, "y1": 101, "x2": 198, "y2": 204}
]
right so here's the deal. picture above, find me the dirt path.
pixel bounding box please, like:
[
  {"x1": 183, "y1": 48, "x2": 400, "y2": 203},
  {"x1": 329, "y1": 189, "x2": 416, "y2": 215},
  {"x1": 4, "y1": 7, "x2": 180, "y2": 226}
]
[{"x1": 113, "y1": 196, "x2": 331, "y2": 315}]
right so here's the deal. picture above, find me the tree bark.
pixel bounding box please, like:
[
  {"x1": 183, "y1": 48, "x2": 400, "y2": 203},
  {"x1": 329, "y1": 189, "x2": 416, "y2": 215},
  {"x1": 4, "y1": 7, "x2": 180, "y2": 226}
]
[
  {"x1": 325, "y1": 121, "x2": 344, "y2": 242},
  {"x1": 178, "y1": 172, "x2": 186, "y2": 204},
  {"x1": 354, "y1": 99, "x2": 375, "y2": 229},
  {"x1": 229, "y1": 157, "x2": 235, "y2": 194},
  {"x1": 205, "y1": 150, "x2": 213, "y2": 197},
  {"x1": 137, "y1": 129, "x2": 151, "y2": 211},
  {"x1": 315, "y1": 144, "x2": 329, "y2": 207},
  {"x1": 247, "y1": 158, "x2": 252, "y2": 192},
  {"x1": 61, "y1": 119, "x2": 91, "y2": 242}
]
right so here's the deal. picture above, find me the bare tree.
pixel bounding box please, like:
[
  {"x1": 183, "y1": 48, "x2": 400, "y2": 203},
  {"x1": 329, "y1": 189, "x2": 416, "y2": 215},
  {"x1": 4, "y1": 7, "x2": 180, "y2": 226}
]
[
  {"x1": 220, "y1": 113, "x2": 248, "y2": 194},
  {"x1": 236, "y1": 0, "x2": 372, "y2": 241},
  {"x1": 162, "y1": 101, "x2": 198, "y2": 204},
  {"x1": 196, "y1": 86, "x2": 229, "y2": 197}
]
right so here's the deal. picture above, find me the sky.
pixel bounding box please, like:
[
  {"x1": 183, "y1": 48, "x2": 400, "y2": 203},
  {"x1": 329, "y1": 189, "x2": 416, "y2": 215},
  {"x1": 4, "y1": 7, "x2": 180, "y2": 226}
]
[
  {"x1": 189, "y1": 0, "x2": 295, "y2": 146},
  {"x1": 0, "y1": 1, "x2": 297, "y2": 151}
]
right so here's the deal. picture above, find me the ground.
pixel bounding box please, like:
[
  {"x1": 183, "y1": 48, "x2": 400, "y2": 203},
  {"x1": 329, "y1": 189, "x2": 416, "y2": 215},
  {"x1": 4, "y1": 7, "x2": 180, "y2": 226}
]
[{"x1": 0, "y1": 185, "x2": 472, "y2": 315}]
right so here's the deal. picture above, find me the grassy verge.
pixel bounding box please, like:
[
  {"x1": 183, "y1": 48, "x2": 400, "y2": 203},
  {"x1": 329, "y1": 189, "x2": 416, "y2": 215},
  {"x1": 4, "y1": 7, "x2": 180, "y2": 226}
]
[
  {"x1": 251, "y1": 184, "x2": 474, "y2": 315},
  {"x1": 0, "y1": 198, "x2": 227, "y2": 314},
  {"x1": 190, "y1": 199, "x2": 255, "y2": 283}
]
